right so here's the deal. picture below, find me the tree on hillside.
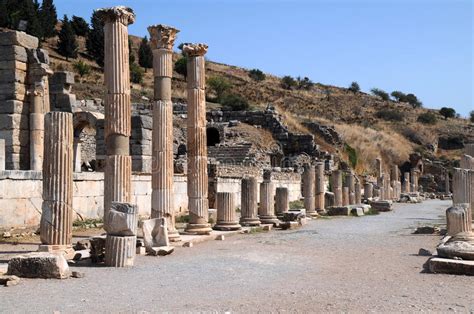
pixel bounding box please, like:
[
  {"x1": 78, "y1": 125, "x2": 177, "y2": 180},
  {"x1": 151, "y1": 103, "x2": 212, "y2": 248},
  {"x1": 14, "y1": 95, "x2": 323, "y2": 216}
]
[
  {"x1": 371, "y1": 88, "x2": 389, "y2": 101},
  {"x1": 0, "y1": 0, "x2": 42, "y2": 38},
  {"x1": 281, "y1": 75, "x2": 297, "y2": 90},
  {"x1": 348, "y1": 81, "x2": 360, "y2": 93},
  {"x1": 405, "y1": 93, "x2": 422, "y2": 108},
  {"x1": 296, "y1": 76, "x2": 314, "y2": 90},
  {"x1": 86, "y1": 11, "x2": 104, "y2": 67},
  {"x1": 470, "y1": 111, "x2": 474, "y2": 123},
  {"x1": 248, "y1": 69, "x2": 266, "y2": 82},
  {"x1": 208, "y1": 76, "x2": 231, "y2": 102},
  {"x1": 71, "y1": 15, "x2": 89, "y2": 36},
  {"x1": 57, "y1": 15, "x2": 78, "y2": 61},
  {"x1": 439, "y1": 107, "x2": 456, "y2": 120},
  {"x1": 138, "y1": 36, "x2": 153, "y2": 71},
  {"x1": 391, "y1": 91, "x2": 407, "y2": 102},
  {"x1": 128, "y1": 38, "x2": 135, "y2": 64},
  {"x1": 39, "y1": 0, "x2": 57, "y2": 40},
  {"x1": 174, "y1": 56, "x2": 187, "y2": 78},
  {"x1": 417, "y1": 112, "x2": 437, "y2": 125}
]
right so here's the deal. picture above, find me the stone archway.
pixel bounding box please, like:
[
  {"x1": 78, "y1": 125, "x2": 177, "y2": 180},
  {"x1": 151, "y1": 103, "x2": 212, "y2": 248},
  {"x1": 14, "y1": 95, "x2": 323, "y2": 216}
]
[
  {"x1": 206, "y1": 127, "x2": 221, "y2": 147},
  {"x1": 73, "y1": 111, "x2": 104, "y2": 172}
]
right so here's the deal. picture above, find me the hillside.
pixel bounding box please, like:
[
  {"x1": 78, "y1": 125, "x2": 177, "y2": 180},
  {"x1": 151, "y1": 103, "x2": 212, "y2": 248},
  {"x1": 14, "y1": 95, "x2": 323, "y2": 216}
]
[{"x1": 43, "y1": 34, "x2": 473, "y2": 174}]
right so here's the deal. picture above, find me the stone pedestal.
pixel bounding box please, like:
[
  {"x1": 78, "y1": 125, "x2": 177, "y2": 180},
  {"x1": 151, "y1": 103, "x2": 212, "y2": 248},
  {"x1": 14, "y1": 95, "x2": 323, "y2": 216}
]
[
  {"x1": 97, "y1": 6, "x2": 135, "y2": 227},
  {"x1": 240, "y1": 177, "x2": 261, "y2": 226},
  {"x1": 302, "y1": 164, "x2": 317, "y2": 217},
  {"x1": 446, "y1": 204, "x2": 471, "y2": 236},
  {"x1": 315, "y1": 162, "x2": 325, "y2": 213},
  {"x1": 364, "y1": 182, "x2": 373, "y2": 200},
  {"x1": 214, "y1": 192, "x2": 241, "y2": 231},
  {"x1": 259, "y1": 181, "x2": 279, "y2": 225},
  {"x1": 183, "y1": 43, "x2": 212, "y2": 234},
  {"x1": 275, "y1": 187, "x2": 289, "y2": 217},
  {"x1": 40, "y1": 112, "x2": 73, "y2": 246},
  {"x1": 148, "y1": 24, "x2": 181, "y2": 242},
  {"x1": 73, "y1": 138, "x2": 82, "y2": 172},
  {"x1": 332, "y1": 170, "x2": 343, "y2": 207}
]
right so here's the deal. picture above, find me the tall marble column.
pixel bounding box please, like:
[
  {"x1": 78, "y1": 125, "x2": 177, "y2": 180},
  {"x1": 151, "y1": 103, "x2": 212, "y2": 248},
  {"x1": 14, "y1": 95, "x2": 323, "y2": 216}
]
[
  {"x1": 148, "y1": 24, "x2": 181, "y2": 241},
  {"x1": 315, "y1": 162, "x2": 325, "y2": 213},
  {"x1": 410, "y1": 169, "x2": 419, "y2": 192},
  {"x1": 259, "y1": 175, "x2": 279, "y2": 225},
  {"x1": 40, "y1": 112, "x2": 73, "y2": 246},
  {"x1": 275, "y1": 187, "x2": 289, "y2": 217},
  {"x1": 240, "y1": 177, "x2": 261, "y2": 226},
  {"x1": 97, "y1": 6, "x2": 135, "y2": 226},
  {"x1": 183, "y1": 43, "x2": 212, "y2": 234},
  {"x1": 342, "y1": 187, "x2": 349, "y2": 206},
  {"x1": 303, "y1": 164, "x2": 317, "y2": 216},
  {"x1": 375, "y1": 158, "x2": 383, "y2": 179},
  {"x1": 332, "y1": 170, "x2": 343, "y2": 206}
]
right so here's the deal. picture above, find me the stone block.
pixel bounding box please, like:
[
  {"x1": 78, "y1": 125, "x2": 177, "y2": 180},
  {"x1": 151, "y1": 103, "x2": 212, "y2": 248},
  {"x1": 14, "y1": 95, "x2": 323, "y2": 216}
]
[
  {"x1": 428, "y1": 257, "x2": 474, "y2": 276},
  {"x1": 0, "y1": 60, "x2": 27, "y2": 71},
  {"x1": 0, "y1": 45, "x2": 28, "y2": 62},
  {"x1": 7, "y1": 252, "x2": 70, "y2": 279},
  {"x1": 351, "y1": 207, "x2": 364, "y2": 216},
  {"x1": 147, "y1": 246, "x2": 174, "y2": 256},
  {"x1": 50, "y1": 71, "x2": 75, "y2": 88},
  {"x1": 327, "y1": 206, "x2": 351, "y2": 216},
  {"x1": 0, "y1": 129, "x2": 29, "y2": 146},
  {"x1": 141, "y1": 217, "x2": 170, "y2": 250},
  {"x1": 280, "y1": 221, "x2": 299, "y2": 230},
  {"x1": 0, "y1": 114, "x2": 28, "y2": 130},
  {"x1": 0, "y1": 69, "x2": 27, "y2": 84},
  {"x1": 215, "y1": 234, "x2": 225, "y2": 241},
  {"x1": 90, "y1": 235, "x2": 106, "y2": 264},
  {"x1": 261, "y1": 224, "x2": 273, "y2": 231},
  {"x1": 104, "y1": 202, "x2": 138, "y2": 236},
  {"x1": 0, "y1": 275, "x2": 20, "y2": 286},
  {"x1": 0, "y1": 82, "x2": 27, "y2": 101},
  {"x1": 136, "y1": 246, "x2": 146, "y2": 255},
  {"x1": 0, "y1": 100, "x2": 28, "y2": 114},
  {"x1": 0, "y1": 31, "x2": 38, "y2": 49},
  {"x1": 370, "y1": 200, "x2": 393, "y2": 212}
]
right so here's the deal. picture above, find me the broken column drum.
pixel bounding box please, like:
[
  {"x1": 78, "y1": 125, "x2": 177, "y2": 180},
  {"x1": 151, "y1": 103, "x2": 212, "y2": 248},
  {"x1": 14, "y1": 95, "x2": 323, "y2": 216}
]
[
  {"x1": 315, "y1": 162, "x2": 325, "y2": 212},
  {"x1": 97, "y1": 6, "x2": 135, "y2": 226},
  {"x1": 302, "y1": 164, "x2": 317, "y2": 216},
  {"x1": 275, "y1": 187, "x2": 289, "y2": 217},
  {"x1": 148, "y1": 24, "x2": 181, "y2": 242},
  {"x1": 213, "y1": 192, "x2": 241, "y2": 231},
  {"x1": 259, "y1": 179, "x2": 279, "y2": 225},
  {"x1": 364, "y1": 182, "x2": 373, "y2": 200},
  {"x1": 183, "y1": 43, "x2": 212, "y2": 234},
  {"x1": 452, "y1": 168, "x2": 473, "y2": 222},
  {"x1": 240, "y1": 177, "x2": 261, "y2": 226},
  {"x1": 446, "y1": 204, "x2": 471, "y2": 236},
  {"x1": 40, "y1": 112, "x2": 73, "y2": 246},
  {"x1": 331, "y1": 170, "x2": 343, "y2": 206}
]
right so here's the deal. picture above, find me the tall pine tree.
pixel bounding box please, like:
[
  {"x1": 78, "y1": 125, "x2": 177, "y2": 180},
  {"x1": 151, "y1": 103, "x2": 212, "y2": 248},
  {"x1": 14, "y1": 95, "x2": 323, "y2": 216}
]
[
  {"x1": 86, "y1": 11, "x2": 104, "y2": 67},
  {"x1": 57, "y1": 15, "x2": 77, "y2": 61},
  {"x1": 138, "y1": 36, "x2": 153, "y2": 72},
  {"x1": 39, "y1": 0, "x2": 57, "y2": 40}
]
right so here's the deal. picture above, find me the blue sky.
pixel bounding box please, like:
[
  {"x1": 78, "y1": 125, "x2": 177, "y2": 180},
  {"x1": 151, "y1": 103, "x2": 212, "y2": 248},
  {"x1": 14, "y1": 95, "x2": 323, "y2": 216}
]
[{"x1": 54, "y1": 0, "x2": 473, "y2": 117}]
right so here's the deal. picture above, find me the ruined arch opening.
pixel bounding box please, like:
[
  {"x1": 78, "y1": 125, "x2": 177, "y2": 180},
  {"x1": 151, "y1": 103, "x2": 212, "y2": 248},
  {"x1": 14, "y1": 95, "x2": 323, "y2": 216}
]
[
  {"x1": 207, "y1": 127, "x2": 220, "y2": 147},
  {"x1": 73, "y1": 111, "x2": 103, "y2": 172}
]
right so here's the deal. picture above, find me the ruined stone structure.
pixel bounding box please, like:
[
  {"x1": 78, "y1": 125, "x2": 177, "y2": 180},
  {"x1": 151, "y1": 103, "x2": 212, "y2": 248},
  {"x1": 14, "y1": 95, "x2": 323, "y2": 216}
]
[
  {"x1": 239, "y1": 177, "x2": 261, "y2": 226},
  {"x1": 49, "y1": 71, "x2": 76, "y2": 112},
  {"x1": 302, "y1": 164, "x2": 317, "y2": 217},
  {"x1": 402, "y1": 172, "x2": 410, "y2": 193},
  {"x1": 0, "y1": 139, "x2": 5, "y2": 171},
  {"x1": 332, "y1": 170, "x2": 343, "y2": 206},
  {"x1": 315, "y1": 162, "x2": 325, "y2": 213},
  {"x1": 275, "y1": 187, "x2": 289, "y2": 217},
  {"x1": 183, "y1": 43, "x2": 212, "y2": 234},
  {"x1": 364, "y1": 182, "x2": 373, "y2": 200},
  {"x1": 213, "y1": 192, "x2": 241, "y2": 231},
  {"x1": 97, "y1": 7, "x2": 135, "y2": 227},
  {"x1": 259, "y1": 173, "x2": 279, "y2": 225},
  {"x1": 40, "y1": 112, "x2": 73, "y2": 247},
  {"x1": 148, "y1": 24, "x2": 180, "y2": 241}
]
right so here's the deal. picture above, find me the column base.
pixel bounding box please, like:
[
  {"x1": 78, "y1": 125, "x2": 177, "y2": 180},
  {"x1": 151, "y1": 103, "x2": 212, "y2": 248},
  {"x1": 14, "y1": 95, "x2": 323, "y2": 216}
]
[
  {"x1": 259, "y1": 215, "x2": 280, "y2": 226},
  {"x1": 306, "y1": 209, "x2": 320, "y2": 217},
  {"x1": 168, "y1": 229, "x2": 181, "y2": 242},
  {"x1": 38, "y1": 244, "x2": 75, "y2": 260},
  {"x1": 239, "y1": 217, "x2": 261, "y2": 227},
  {"x1": 213, "y1": 221, "x2": 242, "y2": 231},
  {"x1": 184, "y1": 223, "x2": 212, "y2": 235}
]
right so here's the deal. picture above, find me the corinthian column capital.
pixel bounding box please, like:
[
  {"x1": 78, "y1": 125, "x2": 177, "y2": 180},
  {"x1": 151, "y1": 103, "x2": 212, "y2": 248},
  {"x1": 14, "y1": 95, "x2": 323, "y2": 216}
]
[
  {"x1": 148, "y1": 24, "x2": 180, "y2": 50},
  {"x1": 183, "y1": 43, "x2": 208, "y2": 57},
  {"x1": 96, "y1": 6, "x2": 135, "y2": 26}
]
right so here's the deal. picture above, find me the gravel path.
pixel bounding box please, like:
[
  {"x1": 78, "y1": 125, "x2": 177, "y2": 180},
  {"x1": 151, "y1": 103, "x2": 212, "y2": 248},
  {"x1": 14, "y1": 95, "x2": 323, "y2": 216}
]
[{"x1": 1, "y1": 200, "x2": 473, "y2": 313}]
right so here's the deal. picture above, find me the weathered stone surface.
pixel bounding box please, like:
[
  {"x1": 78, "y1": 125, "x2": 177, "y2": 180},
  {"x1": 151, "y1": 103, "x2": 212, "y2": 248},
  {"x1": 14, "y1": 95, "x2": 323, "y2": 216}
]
[
  {"x1": 0, "y1": 31, "x2": 38, "y2": 49},
  {"x1": 437, "y1": 232, "x2": 474, "y2": 260},
  {"x1": 428, "y1": 257, "x2": 474, "y2": 276},
  {"x1": 351, "y1": 207, "x2": 364, "y2": 217},
  {"x1": 142, "y1": 217, "x2": 170, "y2": 249},
  {"x1": 275, "y1": 187, "x2": 289, "y2": 216},
  {"x1": 0, "y1": 275, "x2": 20, "y2": 286},
  {"x1": 90, "y1": 235, "x2": 106, "y2": 264},
  {"x1": 0, "y1": 139, "x2": 4, "y2": 171},
  {"x1": 214, "y1": 192, "x2": 241, "y2": 231},
  {"x1": 7, "y1": 252, "x2": 70, "y2": 279},
  {"x1": 280, "y1": 221, "x2": 299, "y2": 230},
  {"x1": 327, "y1": 206, "x2": 350, "y2": 216},
  {"x1": 0, "y1": 45, "x2": 28, "y2": 62},
  {"x1": 104, "y1": 202, "x2": 137, "y2": 236},
  {"x1": 370, "y1": 200, "x2": 393, "y2": 212},
  {"x1": 418, "y1": 248, "x2": 433, "y2": 256},
  {"x1": 147, "y1": 246, "x2": 174, "y2": 256},
  {"x1": 413, "y1": 226, "x2": 439, "y2": 234},
  {"x1": 446, "y1": 204, "x2": 471, "y2": 236},
  {"x1": 105, "y1": 235, "x2": 136, "y2": 267}
]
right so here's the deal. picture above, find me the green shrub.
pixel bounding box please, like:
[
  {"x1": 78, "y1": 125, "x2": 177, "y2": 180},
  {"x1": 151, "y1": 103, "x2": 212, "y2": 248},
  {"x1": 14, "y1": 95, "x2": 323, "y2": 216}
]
[
  {"x1": 71, "y1": 15, "x2": 89, "y2": 36},
  {"x1": 371, "y1": 88, "x2": 389, "y2": 101},
  {"x1": 348, "y1": 81, "x2": 360, "y2": 93},
  {"x1": 296, "y1": 76, "x2": 314, "y2": 90},
  {"x1": 417, "y1": 112, "x2": 437, "y2": 125},
  {"x1": 344, "y1": 143, "x2": 358, "y2": 168},
  {"x1": 439, "y1": 107, "x2": 456, "y2": 120},
  {"x1": 289, "y1": 199, "x2": 304, "y2": 209},
  {"x1": 221, "y1": 94, "x2": 249, "y2": 111},
  {"x1": 208, "y1": 76, "x2": 231, "y2": 101},
  {"x1": 174, "y1": 56, "x2": 187, "y2": 78},
  {"x1": 248, "y1": 69, "x2": 266, "y2": 81},
  {"x1": 73, "y1": 60, "x2": 91, "y2": 78},
  {"x1": 375, "y1": 109, "x2": 404, "y2": 121},
  {"x1": 281, "y1": 75, "x2": 297, "y2": 90},
  {"x1": 130, "y1": 63, "x2": 144, "y2": 84}
]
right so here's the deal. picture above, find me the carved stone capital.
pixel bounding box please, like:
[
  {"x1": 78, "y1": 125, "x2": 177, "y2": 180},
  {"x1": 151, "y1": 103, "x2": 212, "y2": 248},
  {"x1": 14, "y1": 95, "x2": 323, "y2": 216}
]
[
  {"x1": 148, "y1": 24, "x2": 180, "y2": 50},
  {"x1": 95, "y1": 6, "x2": 135, "y2": 26},
  {"x1": 183, "y1": 43, "x2": 208, "y2": 57}
]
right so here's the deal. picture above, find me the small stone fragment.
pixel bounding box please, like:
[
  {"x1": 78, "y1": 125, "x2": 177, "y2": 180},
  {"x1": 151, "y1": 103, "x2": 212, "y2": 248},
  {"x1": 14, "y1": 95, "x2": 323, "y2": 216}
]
[
  {"x1": 418, "y1": 248, "x2": 433, "y2": 256},
  {"x1": 216, "y1": 234, "x2": 225, "y2": 241},
  {"x1": 0, "y1": 275, "x2": 20, "y2": 286},
  {"x1": 413, "y1": 226, "x2": 440, "y2": 234},
  {"x1": 183, "y1": 242, "x2": 193, "y2": 248},
  {"x1": 136, "y1": 246, "x2": 146, "y2": 255},
  {"x1": 2, "y1": 232, "x2": 11, "y2": 238},
  {"x1": 71, "y1": 271, "x2": 85, "y2": 278},
  {"x1": 147, "y1": 246, "x2": 174, "y2": 256}
]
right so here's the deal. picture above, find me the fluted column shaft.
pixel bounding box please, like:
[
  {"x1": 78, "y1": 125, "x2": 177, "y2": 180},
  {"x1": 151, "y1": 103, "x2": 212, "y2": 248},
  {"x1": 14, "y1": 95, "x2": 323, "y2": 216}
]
[
  {"x1": 148, "y1": 25, "x2": 180, "y2": 240},
  {"x1": 40, "y1": 112, "x2": 73, "y2": 245},
  {"x1": 275, "y1": 187, "x2": 289, "y2": 216},
  {"x1": 332, "y1": 170, "x2": 343, "y2": 206},
  {"x1": 453, "y1": 168, "x2": 473, "y2": 223},
  {"x1": 240, "y1": 177, "x2": 261, "y2": 226},
  {"x1": 259, "y1": 180, "x2": 279, "y2": 224},
  {"x1": 315, "y1": 162, "x2": 325, "y2": 211},
  {"x1": 183, "y1": 44, "x2": 212, "y2": 233},
  {"x1": 214, "y1": 192, "x2": 241, "y2": 231},
  {"x1": 303, "y1": 164, "x2": 316, "y2": 215}
]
